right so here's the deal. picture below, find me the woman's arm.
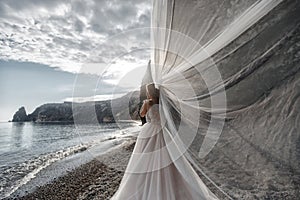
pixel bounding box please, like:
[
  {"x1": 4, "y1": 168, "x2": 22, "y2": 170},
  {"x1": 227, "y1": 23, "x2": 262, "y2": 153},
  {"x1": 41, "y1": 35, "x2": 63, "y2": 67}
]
[{"x1": 140, "y1": 100, "x2": 149, "y2": 117}]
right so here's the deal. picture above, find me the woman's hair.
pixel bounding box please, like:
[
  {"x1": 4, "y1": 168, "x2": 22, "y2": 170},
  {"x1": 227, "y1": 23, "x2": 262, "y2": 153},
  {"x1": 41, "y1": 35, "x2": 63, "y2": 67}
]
[{"x1": 146, "y1": 83, "x2": 160, "y2": 100}]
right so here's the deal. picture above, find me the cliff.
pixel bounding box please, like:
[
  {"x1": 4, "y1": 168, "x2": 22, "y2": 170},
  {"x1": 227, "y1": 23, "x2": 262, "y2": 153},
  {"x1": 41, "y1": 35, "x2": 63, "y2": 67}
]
[{"x1": 11, "y1": 91, "x2": 140, "y2": 123}]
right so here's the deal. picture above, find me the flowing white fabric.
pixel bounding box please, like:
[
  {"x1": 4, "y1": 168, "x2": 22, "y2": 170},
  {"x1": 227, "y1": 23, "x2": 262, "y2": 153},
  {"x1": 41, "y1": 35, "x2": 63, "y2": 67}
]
[
  {"x1": 111, "y1": 104, "x2": 218, "y2": 199},
  {"x1": 111, "y1": 0, "x2": 299, "y2": 199}
]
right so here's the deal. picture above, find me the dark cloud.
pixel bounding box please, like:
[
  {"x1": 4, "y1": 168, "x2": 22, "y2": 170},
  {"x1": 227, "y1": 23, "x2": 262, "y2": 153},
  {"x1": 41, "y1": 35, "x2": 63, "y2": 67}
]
[
  {"x1": 71, "y1": 0, "x2": 93, "y2": 17},
  {"x1": 74, "y1": 18, "x2": 84, "y2": 33},
  {"x1": 89, "y1": 0, "x2": 151, "y2": 35}
]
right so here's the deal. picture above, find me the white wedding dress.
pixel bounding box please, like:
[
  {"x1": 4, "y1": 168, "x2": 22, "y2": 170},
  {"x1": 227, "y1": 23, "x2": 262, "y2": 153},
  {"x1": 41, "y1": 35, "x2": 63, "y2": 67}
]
[{"x1": 111, "y1": 104, "x2": 218, "y2": 200}]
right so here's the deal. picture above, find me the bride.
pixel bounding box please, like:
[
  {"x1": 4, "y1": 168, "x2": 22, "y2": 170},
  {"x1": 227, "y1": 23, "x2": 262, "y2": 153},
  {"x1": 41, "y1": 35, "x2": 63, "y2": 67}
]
[{"x1": 111, "y1": 83, "x2": 218, "y2": 200}]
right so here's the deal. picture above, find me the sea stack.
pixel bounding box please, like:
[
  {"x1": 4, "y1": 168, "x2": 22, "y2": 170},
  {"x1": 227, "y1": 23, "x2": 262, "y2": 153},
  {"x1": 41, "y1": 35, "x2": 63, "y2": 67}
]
[{"x1": 12, "y1": 106, "x2": 29, "y2": 122}]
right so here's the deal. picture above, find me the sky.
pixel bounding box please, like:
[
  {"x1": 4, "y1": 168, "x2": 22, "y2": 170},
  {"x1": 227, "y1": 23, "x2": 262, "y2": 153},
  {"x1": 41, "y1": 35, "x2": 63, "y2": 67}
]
[{"x1": 0, "y1": 0, "x2": 151, "y2": 121}]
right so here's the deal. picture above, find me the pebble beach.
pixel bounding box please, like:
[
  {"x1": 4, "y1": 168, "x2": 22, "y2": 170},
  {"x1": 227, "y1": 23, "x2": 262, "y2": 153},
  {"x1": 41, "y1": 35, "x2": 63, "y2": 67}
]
[{"x1": 6, "y1": 139, "x2": 136, "y2": 200}]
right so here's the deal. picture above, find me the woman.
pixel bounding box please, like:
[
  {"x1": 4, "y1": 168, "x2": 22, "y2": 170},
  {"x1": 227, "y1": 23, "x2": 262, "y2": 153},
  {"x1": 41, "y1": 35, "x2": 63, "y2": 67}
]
[
  {"x1": 111, "y1": 83, "x2": 218, "y2": 199},
  {"x1": 139, "y1": 83, "x2": 160, "y2": 118}
]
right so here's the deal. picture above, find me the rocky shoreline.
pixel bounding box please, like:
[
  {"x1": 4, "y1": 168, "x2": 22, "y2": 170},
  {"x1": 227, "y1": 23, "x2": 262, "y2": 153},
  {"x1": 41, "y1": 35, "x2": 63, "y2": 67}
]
[{"x1": 7, "y1": 140, "x2": 136, "y2": 200}]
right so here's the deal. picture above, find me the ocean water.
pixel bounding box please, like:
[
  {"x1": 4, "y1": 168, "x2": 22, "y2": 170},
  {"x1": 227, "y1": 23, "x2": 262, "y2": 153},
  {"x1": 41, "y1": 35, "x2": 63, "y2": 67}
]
[{"x1": 0, "y1": 121, "x2": 141, "y2": 199}]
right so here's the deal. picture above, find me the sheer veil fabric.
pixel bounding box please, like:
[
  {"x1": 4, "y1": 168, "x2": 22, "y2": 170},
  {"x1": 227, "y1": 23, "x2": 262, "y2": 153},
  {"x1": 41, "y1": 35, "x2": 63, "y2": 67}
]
[
  {"x1": 111, "y1": 104, "x2": 218, "y2": 199},
  {"x1": 111, "y1": 0, "x2": 298, "y2": 199}
]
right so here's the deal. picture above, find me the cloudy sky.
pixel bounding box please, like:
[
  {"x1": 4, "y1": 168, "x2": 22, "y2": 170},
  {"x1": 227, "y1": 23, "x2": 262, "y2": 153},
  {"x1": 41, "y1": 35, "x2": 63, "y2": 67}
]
[{"x1": 0, "y1": 0, "x2": 151, "y2": 121}]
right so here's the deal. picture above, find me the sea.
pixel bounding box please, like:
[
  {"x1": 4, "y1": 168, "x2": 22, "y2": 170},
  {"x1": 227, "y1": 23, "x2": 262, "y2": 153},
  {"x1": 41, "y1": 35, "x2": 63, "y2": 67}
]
[{"x1": 0, "y1": 121, "x2": 141, "y2": 199}]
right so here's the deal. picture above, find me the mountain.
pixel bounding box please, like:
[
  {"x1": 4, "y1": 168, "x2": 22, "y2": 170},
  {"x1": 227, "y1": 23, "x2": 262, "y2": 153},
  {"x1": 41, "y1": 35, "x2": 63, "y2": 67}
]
[{"x1": 11, "y1": 91, "x2": 141, "y2": 123}]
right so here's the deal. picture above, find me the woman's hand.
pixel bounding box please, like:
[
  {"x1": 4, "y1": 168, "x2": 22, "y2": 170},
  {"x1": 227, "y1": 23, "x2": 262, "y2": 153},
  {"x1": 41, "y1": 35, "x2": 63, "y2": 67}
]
[
  {"x1": 140, "y1": 99, "x2": 150, "y2": 117},
  {"x1": 144, "y1": 99, "x2": 153, "y2": 104}
]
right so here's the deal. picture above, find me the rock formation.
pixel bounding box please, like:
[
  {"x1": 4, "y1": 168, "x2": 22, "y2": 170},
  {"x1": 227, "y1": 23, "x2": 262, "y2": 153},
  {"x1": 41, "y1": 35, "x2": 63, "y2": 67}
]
[
  {"x1": 11, "y1": 91, "x2": 141, "y2": 123},
  {"x1": 12, "y1": 107, "x2": 29, "y2": 122}
]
